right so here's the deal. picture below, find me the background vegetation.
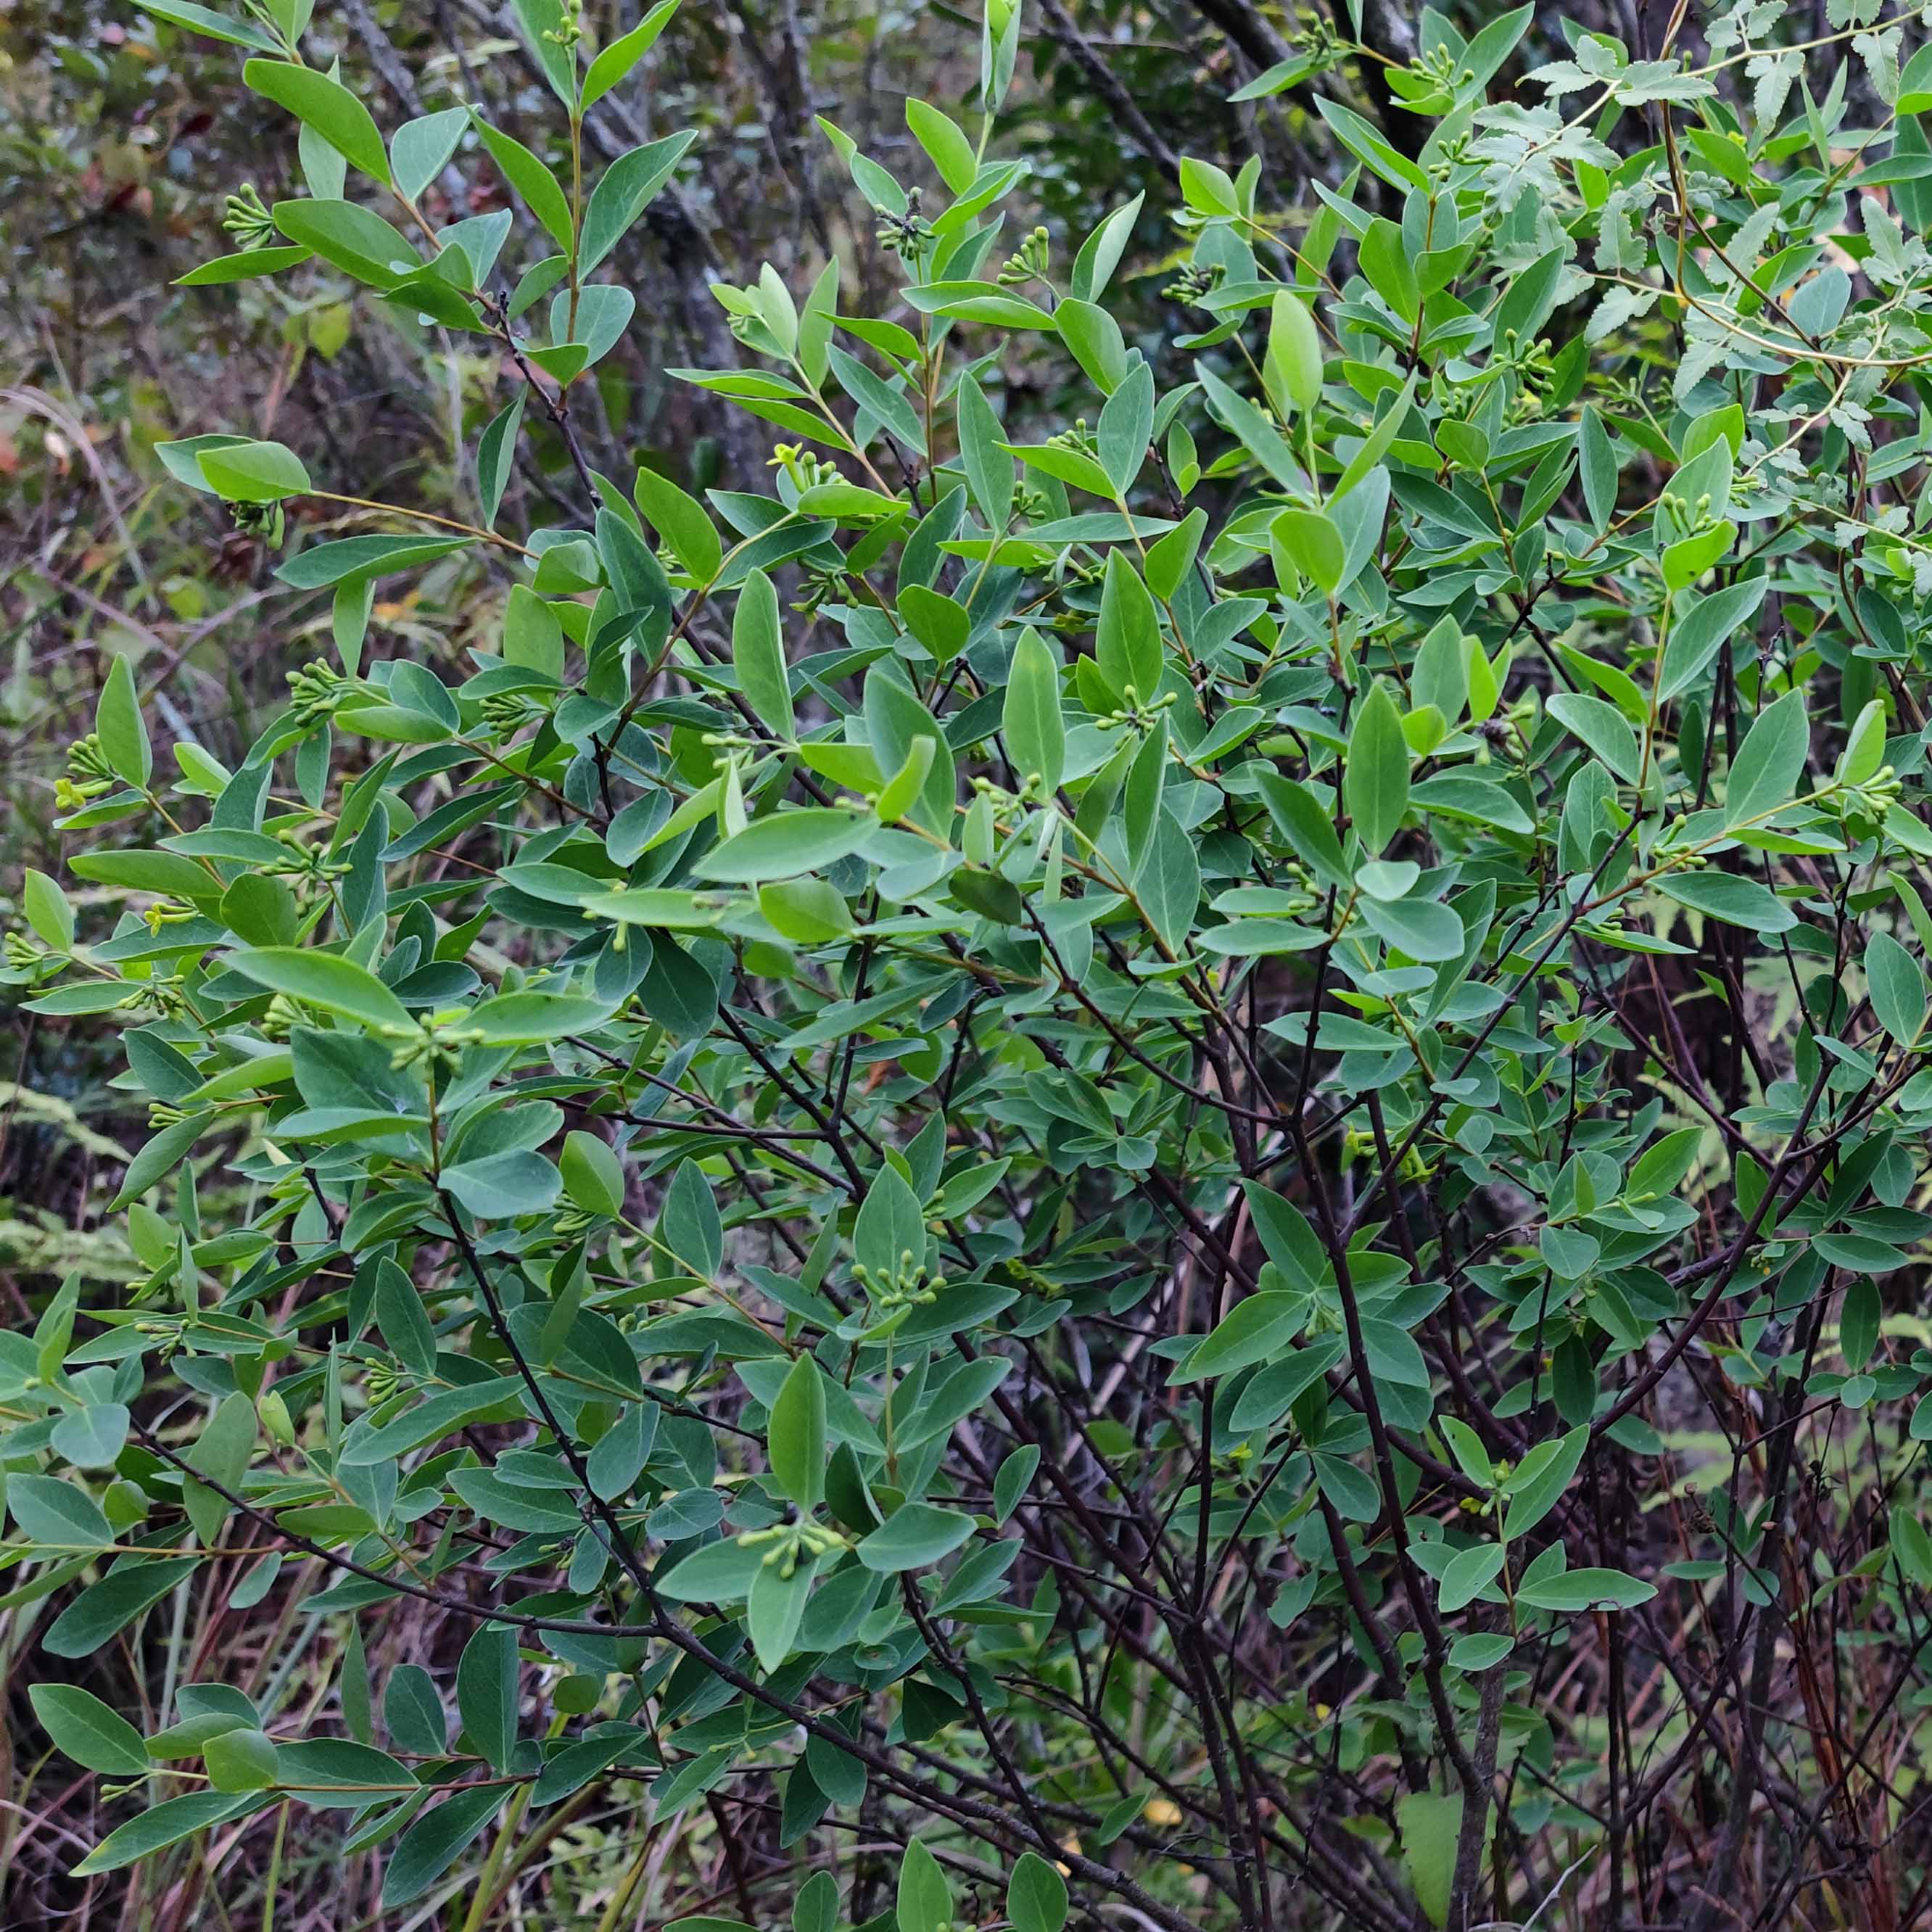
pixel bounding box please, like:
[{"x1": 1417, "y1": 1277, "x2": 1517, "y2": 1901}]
[{"x1": 9, "y1": 4, "x2": 1932, "y2": 1932}]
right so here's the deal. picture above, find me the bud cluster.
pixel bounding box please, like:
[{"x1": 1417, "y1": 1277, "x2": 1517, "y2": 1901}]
[
  {"x1": 1094, "y1": 685, "x2": 1180, "y2": 734},
  {"x1": 853, "y1": 1247, "x2": 943, "y2": 1314},
  {"x1": 737, "y1": 1516, "x2": 851, "y2": 1578},
  {"x1": 876, "y1": 187, "x2": 932, "y2": 261},
  {"x1": 222, "y1": 183, "x2": 276, "y2": 251},
  {"x1": 998, "y1": 226, "x2": 1050, "y2": 287},
  {"x1": 288, "y1": 659, "x2": 350, "y2": 727}
]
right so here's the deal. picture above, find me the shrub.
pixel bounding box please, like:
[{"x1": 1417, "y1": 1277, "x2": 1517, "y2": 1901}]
[{"x1": 12, "y1": 3, "x2": 1932, "y2": 1929}]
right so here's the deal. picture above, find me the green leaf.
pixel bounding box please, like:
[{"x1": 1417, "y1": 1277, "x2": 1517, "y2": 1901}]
[
  {"x1": 759, "y1": 878, "x2": 852, "y2": 944},
  {"x1": 511, "y1": 0, "x2": 577, "y2": 104},
  {"x1": 1239, "y1": 1182, "x2": 1331, "y2": 1292},
  {"x1": 1408, "y1": 775, "x2": 1532, "y2": 834},
  {"x1": 1358, "y1": 892, "x2": 1464, "y2": 962},
  {"x1": 1228, "y1": 54, "x2": 1316, "y2": 101},
  {"x1": 1170, "y1": 1292, "x2": 1303, "y2": 1383},
  {"x1": 1627, "y1": 1129, "x2": 1702, "y2": 1202},
  {"x1": 380, "y1": 1786, "x2": 508, "y2": 1907},
  {"x1": 1397, "y1": 1791, "x2": 1462, "y2": 1930},
  {"x1": 1272, "y1": 507, "x2": 1346, "y2": 593},
  {"x1": 156, "y1": 431, "x2": 252, "y2": 492},
  {"x1": 206, "y1": 1727, "x2": 279, "y2": 1792},
  {"x1": 580, "y1": 133, "x2": 699, "y2": 273},
  {"x1": 747, "y1": 1551, "x2": 817, "y2": 1671},
  {"x1": 854, "y1": 1165, "x2": 925, "y2": 1283},
  {"x1": 827, "y1": 343, "x2": 928, "y2": 458},
  {"x1": 276, "y1": 535, "x2": 470, "y2": 589},
  {"x1": 1179, "y1": 154, "x2": 1239, "y2": 215},
  {"x1": 1840, "y1": 698, "x2": 1888, "y2": 787},
  {"x1": 1096, "y1": 359, "x2": 1153, "y2": 495},
  {"x1": 499, "y1": 585, "x2": 562, "y2": 681},
  {"x1": 1439, "y1": 1416, "x2": 1493, "y2": 1489},
  {"x1": 449, "y1": 1466, "x2": 579, "y2": 1533},
  {"x1": 467, "y1": 990, "x2": 616, "y2": 1044},
  {"x1": 561, "y1": 1130, "x2": 627, "y2": 1216},
  {"x1": 662, "y1": 1161, "x2": 724, "y2": 1276},
  {"x1": 106, "y1": 1112, "x2": 210, "y2": 1216},
  {"x1": 51, "y1": 1403, "x2": 131, "y2": 1469},
  {"x1": 245, "y1": 61, "x2": 391, "y2": 184},
  {"x1": 1816, "y1": 1233, "x2": 1910, "y2": 1273},
  {"x1": 859, "y1": 1503, "x2": 975, "y2": 1572},
  {"x1": 587, "y1": 1404, "x2": 653, "y2": 1501},
  {"x1": 44, "y1": 1560, "x2": 202, "y2": 1657},
  {"x1": 392, "y1": 106, "x2": 469, "y2": 202},
  {"x1": 1334, "y1": 381, "x2": 1411, "y2": 507},
  {"x1": 1891, "y1": 1508, "x2": 1932, "y2": 1588},
  {"x1": 1253, "y1": 770, "x2": 1349, "y2": 890},
  {"x1": 30, "y1": 1684, "x2": 149, "y2": 1774},
  {"x1": 898, "y1": 1838, "x2": 953, "y2": 1932},
  {"x1": 133, "y1": 1, "x2": 280, "y2": 51},
  {"x1": 1843, "y1": 1276, "x2": 1880, "y2": 1371},
  {"x1": 733, "y1": 566, "x2": 793, "y2": 738},
  {"x1": 1658, "y1": 580, "x2": 1766, "y2": 702},
  {"x1": 1438, "y1": 1543, "x2": 1506, "y2": 1613},
  {"x1": 656, "y1": 1536, "x2": 766, "y2": 1603},
  {"x1": 1344, "y1": 682, "x2": 1409, "y2": 856},
  {"x1": 189, "y1": 1392, "x2": 257, "y2": 1500},
  {"x1": 1146, "y1": 508, "x2": 1206, "y2": 600},
  {"x1": 1265, "y1": 290, "x2": 1324, "y2": 415},
  {"x1": 23, "y1": 868, "x2": 76, "y2": 949},
  {"x1": 1493, "y1": 243, "x2": 1566, "y2": 350},
  {"x1": 226, "y1": 947, "x2": 416, "y2": 1031},
  {"x1": 95, "y1": 656, "x2": 152, "y2": 788},
  {"x1": 956, "y1": 374, "x2": 1013, "y2": 531},
  {"x1": 1002, "y1": 628, "x2": 1065, "y2": 797},
  {"x1": 1580, "y1": 407, "x2": 1617, "y2": 532},
  {"x1": 698, "y1": 809, "x2": 877, "y2": 884},
  {"x1": 1007, "y1": 1853, "x2": 1068, "y2": 1932},
  {"x1": 373, "y1": 1257, "x2": 439, "y2": 1377},
  {"x1": 1657, "y1": 872, "x2": 1794, "y2": 934},
  {"x1": 1867, "y1": 932, "x2": 1927, "y2": 1048},
  {"x1": 1070, "y1": 192, "x2": 1142, "y2": 302},
  {"x1": 902, "y1": 281, "x2": 1056, "y2": 329},
  {"x1": 1516, "y1": 1566, "x2": 1656, "y2": 1611},
  {"x1": 8, "y1": 1474, "x2": 113, "y2": 1551},
  {"x1": 1359, "y1": 218, "x2": 1419, "y2": 322},
  {"x1": 1097, "y1": 550, "x2": 1163, "y2": 702},
  {"x1": 476, "y1": 392, "x2": 525, "y2": 530},
  {"x1": 274, "y1": 1738, "x2": 413, "y2": 1808},
  {"x1": 1194, "y1": 362, "x2": 1302, "y2": 494},
  {"x1": 767, "y1": 1353, "x2": 827, "y2": 1511},
  {"x1": 271, "y1": 199, "x2": 417, "y2": 289},
  {"x1": 1547, "y1": 692, "x2": 1640, "y2": 783},
  {"x1": 1500, "y1": 1428, "x2": 1589, "y2": 1540},
  {"x1": 68, "y1": 848, "x2": 218, "y2": 896},
  {"x1": 197, "y1": 439, "x2": 311, "y2": 503},
  {"x1": 1725, "y1": 690, "x2": 1809, "y2": 827},
  {"x1": 441, "y1": 1149, "x2": 561, "y2": 1219},
  {"x1": 339, "y1": 1378, "x2": 524, "y2": 1466},
  {"x1": 635, "y1": 465, "x2": 724, "y2": 585},
  {"x1": 74, "y1": 1791, "x2": 256, "y2": 1876},
  {"x1": 457, "y1": 1624, "x2": 519, "y2": 1772},
  {"x1": 906, "y1": 98, "x2": 977, "y2": 194},
  {"x1": 993, "y1": 1445, "x2": 1039, "y2": 1523},
  {"x1": 475, "y1": 117, "x2": 575, "y2": 251},
  {"x1": 582, "y1": 0, "x2": 680, "y2": 111}
]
